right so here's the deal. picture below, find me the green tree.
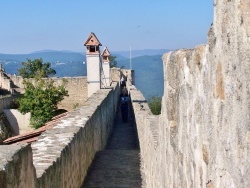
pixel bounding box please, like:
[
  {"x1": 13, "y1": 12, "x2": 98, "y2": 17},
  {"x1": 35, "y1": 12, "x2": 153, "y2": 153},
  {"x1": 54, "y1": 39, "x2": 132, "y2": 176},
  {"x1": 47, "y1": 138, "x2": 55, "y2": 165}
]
[
  {"x1": 18, "y1": 59, "x2": 68, "y2": 129},
  {"x1": 110, "y1": 55, "x2": 117, "y2": 68},
  {"x1": 148, "y1": 96, "x2": 162, "y2": 115},
  {"x1": 18, "y1": 79, "x2": 68, "y2": 128},
  {"x1": 18, "y1": 58, "x2": 56, "y2": 78}
]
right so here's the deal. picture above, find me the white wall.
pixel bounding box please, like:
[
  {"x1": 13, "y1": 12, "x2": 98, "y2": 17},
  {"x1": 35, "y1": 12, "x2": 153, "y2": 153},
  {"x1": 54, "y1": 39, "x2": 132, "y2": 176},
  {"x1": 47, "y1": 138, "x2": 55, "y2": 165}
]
[
  {"x1": 87, "y1": 54, "x2": 101, "y2": 97},
  {"x1": 4, "y1": 109, "x2": 31, "y2": 135}
]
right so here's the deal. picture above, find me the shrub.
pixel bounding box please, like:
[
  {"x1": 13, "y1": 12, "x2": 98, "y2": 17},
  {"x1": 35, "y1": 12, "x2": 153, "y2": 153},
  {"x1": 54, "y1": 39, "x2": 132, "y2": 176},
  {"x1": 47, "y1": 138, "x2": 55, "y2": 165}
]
[{"x1": 148, "y1": 96, "x2": 162, "y2": 115}]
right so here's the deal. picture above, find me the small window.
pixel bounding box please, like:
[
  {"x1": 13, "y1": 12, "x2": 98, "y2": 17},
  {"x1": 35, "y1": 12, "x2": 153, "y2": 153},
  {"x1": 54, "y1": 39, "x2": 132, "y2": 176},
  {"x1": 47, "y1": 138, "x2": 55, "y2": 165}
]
[
  {"x1": 90, "y1": 46, "x2": 95, "y2": 52},
  {"x1": 103, "y1": 56, "x2": 108, "y2": 60}
]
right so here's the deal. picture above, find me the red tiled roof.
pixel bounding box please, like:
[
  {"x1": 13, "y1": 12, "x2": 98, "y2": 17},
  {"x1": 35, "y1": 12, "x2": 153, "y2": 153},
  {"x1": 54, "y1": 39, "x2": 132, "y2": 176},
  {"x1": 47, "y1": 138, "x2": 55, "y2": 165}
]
[
  {"x1": 3, "y1": 112, "x2": 68, "y2": 145},
  {"x1": 84, "y1": 32, "x2": 102, "y2": 46},
  {"x1": 101, "y1": 47, "x2": 111, "y2": 57}
]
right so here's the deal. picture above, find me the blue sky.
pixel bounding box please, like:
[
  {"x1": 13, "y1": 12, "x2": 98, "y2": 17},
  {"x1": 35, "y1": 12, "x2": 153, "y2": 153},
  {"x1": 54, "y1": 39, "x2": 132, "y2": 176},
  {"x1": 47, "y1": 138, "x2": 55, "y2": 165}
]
[{"x1": 0, "y1": 1, "x2": 213, "y2": 54}]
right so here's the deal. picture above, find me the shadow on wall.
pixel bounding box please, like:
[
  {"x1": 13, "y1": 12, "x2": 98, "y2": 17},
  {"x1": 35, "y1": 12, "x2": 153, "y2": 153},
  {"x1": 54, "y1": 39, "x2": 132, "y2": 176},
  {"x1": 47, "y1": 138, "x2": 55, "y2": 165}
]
[{"x1": 132, "y1": 99, "x2": 147, "y2": 103}]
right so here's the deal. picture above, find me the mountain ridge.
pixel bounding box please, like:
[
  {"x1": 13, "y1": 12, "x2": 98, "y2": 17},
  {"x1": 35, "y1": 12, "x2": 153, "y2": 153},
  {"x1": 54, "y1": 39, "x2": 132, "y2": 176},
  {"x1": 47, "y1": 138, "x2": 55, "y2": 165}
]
[
  {"x1": 0, "y1": 49, "x2": 165, "y2": 99},
  {"x1": 0, "y1": 48, "x2": 169, "y2": 58}
]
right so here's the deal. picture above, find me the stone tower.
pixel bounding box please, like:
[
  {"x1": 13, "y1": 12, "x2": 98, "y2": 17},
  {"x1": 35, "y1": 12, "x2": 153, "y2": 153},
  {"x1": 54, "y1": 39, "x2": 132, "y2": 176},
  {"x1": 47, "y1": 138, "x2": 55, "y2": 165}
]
[
  {"x1": 84, "y1": 32, "x2": 102, "y2": 97},
  {"x1": 101, "y1": 47, "x2": 111, "y2": 88}
]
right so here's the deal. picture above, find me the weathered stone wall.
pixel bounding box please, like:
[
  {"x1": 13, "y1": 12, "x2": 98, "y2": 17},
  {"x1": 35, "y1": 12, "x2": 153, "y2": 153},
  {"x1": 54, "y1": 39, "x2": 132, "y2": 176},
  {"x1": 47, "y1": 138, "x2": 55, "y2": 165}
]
[
  {"x1": 161, "y1": 46, "x2": 212, "y2": 187},
  {"x1": 111, "y1": 68, "x2": 135, "y2": 87},
  {"x1": 1, "y1": 75, "x2": 88, "y2": 111},
  {"x1": 110, "y1": 68, "x2": 121, "y2": 83},
  {"x1": 129, "y1": 85, "x2": 159, "y2": 187},
  {"x1": 0, "y1": 114, "x2": 14, "y2": 144},
  {"x1": 7, "y1": 74, "x2": 24, "y2": 92},
  {"x1": 0, "y1": 144, "x2": 37, "y2": 188},
  {"x1": 2, "y1": 69, "x2": 124, "y2": 111},
  {"x1": 133, "y1": 1, "x2": 250, "y2": 187},
  {"x1": 0, "y1": 82, "x2": 120, "y2": 187},
  {"x1": 0, "y1": 72, "x2": 12, "y2": 92},
  {"x1": 33, "y1": 83, "x2": 119, "y2": 187},
  {"x1": 51, "y1": 77, "x2": 88, "y2": 111},
  {"x1": 0, "y1": 95, "x2": 16, "y2": 112},
  {"x1": 121, "y1": 69, "x2": 135, "y2": 86}
]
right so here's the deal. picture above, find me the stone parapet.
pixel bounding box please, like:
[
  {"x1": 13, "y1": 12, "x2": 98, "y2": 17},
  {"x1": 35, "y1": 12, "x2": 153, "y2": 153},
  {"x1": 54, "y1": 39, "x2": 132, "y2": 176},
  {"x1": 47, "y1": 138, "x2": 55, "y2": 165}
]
[
  {"x1": 129, "y1": 85, "x2": 161, "y2": 188},
  {"x1": 32, "y1": 82, "x2": 120, "y2": 187},
  {"x1": 0, "y1": 82, "x2": 120, "y2": 187},
  {"x1": 130, "y1": 1, "x2": 250, "y2": 187},
  {"x1": 0, "y1": 144, "x2": 37, "y2": 188}
]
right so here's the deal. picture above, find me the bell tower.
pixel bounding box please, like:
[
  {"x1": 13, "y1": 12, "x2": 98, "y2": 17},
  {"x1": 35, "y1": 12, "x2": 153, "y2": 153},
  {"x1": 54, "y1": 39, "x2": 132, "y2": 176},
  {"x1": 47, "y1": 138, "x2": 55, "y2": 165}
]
[
  {"x1": 84, "y1": 32, "x2": 102, "y2": 97},
  {"x1": 101, "y1": 47, "x2": 111, "y2": 88}
]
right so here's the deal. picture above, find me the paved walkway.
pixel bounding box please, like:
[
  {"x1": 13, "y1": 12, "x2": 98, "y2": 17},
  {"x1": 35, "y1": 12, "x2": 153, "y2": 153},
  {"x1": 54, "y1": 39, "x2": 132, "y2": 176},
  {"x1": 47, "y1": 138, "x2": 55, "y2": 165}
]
[{"x1": 82, "y1": 102, "x2": 142, "y2": 188}]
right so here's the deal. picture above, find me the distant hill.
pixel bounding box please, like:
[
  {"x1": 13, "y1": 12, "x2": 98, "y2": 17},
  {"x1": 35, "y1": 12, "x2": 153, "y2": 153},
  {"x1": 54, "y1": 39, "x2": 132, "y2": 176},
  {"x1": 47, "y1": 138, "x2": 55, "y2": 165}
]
[
  {"x1": 0, "y1": 50, "x2": 165, "y2": 99},
  {"x1": 116, "y1": 55, "x2": 164, "y2": 99},
  {"x1": 0, "y1": 51, "x2": 86, "y2": 77},
  {"x1": 0, "y1": 51, "x2": 85, "y2": 62},
  {"x1": 112, "y1": 49, "x2": 169, "y2": 58}
]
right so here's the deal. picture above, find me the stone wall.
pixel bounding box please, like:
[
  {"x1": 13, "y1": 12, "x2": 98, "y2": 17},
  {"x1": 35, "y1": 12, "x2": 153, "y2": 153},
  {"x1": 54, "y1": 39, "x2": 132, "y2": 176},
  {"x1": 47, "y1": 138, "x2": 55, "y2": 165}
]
[
  {"x1": 0, "y1": 144, "x2": 37, "y2": 188},
  {"x1": 1, "y1": 75, "x2": 88, "y2": 111},
  {"x1": 121, "y1": 69, "x2": 135, "y2": 86},
  {"x1": 110, "y1": 68, "x2": 121, "y2": 83},
  {"x1": 0, "y1": 82, "x2": 120, "y2": 187},
  {"x1": 7, "y1": 74, "x2": 24, "y2": 92},
  {"x1": 0, "y1": 72, "x2": 12, "y2": 93},
  {"x1": 0, "y1": 95, "x2": 16, "y2": 112},
  {"x1": 111, "y1": 68, "x2": 135, "y2": 87},
  {"x1": 129, "y1": 85, "x2": 158, "y2": 187},
  {"x1": 0, "y1": 113, "x2": 14, "y2": 144},
  {"x1": 2, "y1": 69, "x2": 125, "y2": 111},
  {"x1": 51, "y1": 77, "x2": 88, "y2": 111},
  {"x1": 133, "y1": 1, "x2": 250, "y2": 187}
]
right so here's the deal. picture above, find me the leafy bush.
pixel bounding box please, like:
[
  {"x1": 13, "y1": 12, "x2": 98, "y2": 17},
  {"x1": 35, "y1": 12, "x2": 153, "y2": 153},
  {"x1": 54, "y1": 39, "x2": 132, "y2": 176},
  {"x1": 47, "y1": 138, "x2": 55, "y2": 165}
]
[
  {"x1": 148, "y1": 96, "x2": 162, "y2": 115},
  {"x1": 110, "y1": 55, "x2": 117, "y2": 68},
  {"x1": 17, "y1": 58, "x2": 68, "y2": 129},
  {"x1": 18, "y1": 79, "x2": 68, "y2": 129}
]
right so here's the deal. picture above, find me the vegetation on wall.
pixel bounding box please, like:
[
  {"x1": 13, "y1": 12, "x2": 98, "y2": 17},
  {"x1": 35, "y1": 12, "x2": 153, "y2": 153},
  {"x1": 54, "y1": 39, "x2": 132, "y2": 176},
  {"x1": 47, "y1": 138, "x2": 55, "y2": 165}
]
[
  {"x1": 148, "y1": 96, "x2": 162, "y2": 115},
  {"x1": 110, "y1": 55, "x2": 117, "y2": 68},
  {"x1": 18, "y1": 59, "x2": 68, "y2": 129}
]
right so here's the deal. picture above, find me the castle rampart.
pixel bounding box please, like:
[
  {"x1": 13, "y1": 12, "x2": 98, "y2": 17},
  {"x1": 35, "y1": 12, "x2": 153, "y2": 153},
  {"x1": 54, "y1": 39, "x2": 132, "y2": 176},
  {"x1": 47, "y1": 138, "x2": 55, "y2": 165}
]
[
  {"x1": 1, "y1": 1, "x2": 250, "y2": 187},
  {"x1": 0, "y1": 82, "x2": 120, "y2": 187},
  {"x1": 131, "y1": 1, "x2": 250, "y2": 187}
]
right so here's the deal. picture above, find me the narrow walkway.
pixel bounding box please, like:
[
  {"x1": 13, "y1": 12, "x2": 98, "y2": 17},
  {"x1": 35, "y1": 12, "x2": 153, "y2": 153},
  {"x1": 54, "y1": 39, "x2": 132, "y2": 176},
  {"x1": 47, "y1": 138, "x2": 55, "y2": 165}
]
[{"x1": 82, "y1": 102, "x2": 142, "y2": 187}]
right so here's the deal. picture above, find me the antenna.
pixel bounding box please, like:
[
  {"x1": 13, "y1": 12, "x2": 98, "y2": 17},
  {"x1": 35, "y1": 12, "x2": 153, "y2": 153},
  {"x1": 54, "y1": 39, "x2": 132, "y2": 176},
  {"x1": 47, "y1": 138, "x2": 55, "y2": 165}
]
[{"x1": 130, "y1": 46, "x2": 132, "y2": 69}]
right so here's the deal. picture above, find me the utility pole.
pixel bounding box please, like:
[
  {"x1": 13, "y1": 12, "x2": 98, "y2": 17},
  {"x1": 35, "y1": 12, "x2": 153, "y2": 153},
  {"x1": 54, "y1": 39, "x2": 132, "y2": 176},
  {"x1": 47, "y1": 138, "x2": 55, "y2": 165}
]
[{"x1": 130, "y1": 46, "x2": 132, "y2": 69}]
